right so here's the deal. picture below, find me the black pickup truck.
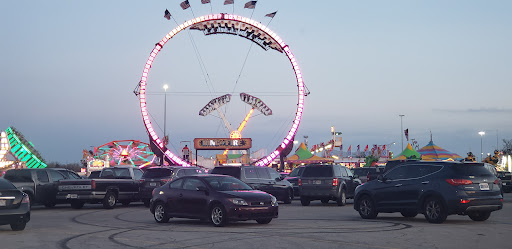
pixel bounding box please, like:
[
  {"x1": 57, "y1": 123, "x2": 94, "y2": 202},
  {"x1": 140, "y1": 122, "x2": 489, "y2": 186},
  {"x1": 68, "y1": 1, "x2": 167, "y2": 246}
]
[{"x1": 56, "y1": 166, "x2": 143, "y2": 209}]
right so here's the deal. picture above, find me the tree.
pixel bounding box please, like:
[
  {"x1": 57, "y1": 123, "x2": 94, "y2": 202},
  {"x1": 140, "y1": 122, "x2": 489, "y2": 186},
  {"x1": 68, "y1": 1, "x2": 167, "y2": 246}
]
[{"x1": 503, "y1": 139, "x2": 512, "y2": 155}]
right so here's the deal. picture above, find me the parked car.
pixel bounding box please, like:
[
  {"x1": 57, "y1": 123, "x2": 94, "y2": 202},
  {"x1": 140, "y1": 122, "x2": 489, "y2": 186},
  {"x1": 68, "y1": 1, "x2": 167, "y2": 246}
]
[
  {"x1": 285, "y1": 166, "x2": 305, "y2": 197},
  {"x1": 210, "y1": 165, "x2": 293, "y2": 204},
  {"x1": 3, "y1": 168, "x2": 70, "y2": 207},
  {"x1": 139, "y1": 166, "x2": 206, "y2": 207},
  {"x1": 0, "y1": 178, "x2": 31, "y2": 231},
  {"x1": 498, "y1": 171, "x2": 512, "y2": 193},
  {"x1": 150, "y1": 174, "x2": 278, "y2": 226},
  {"x1": 354, "y1": 161, "x2": 503, "y2": 223},
  {"x1": 351, "y1": 167, "x2": 385, "y2": 184},
  {"x1": 56, "y1": 166, "x2": 144, "y2": 209},
  {"x1": 299, "y1": 164, "x2": 361, "y2": 206}
]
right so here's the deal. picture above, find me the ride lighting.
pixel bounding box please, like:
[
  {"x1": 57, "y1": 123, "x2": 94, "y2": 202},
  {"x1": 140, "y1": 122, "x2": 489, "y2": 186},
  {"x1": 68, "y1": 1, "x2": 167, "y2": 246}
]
[{"x1": 137, "y1": 13, "x2": 305, "y2": 167}]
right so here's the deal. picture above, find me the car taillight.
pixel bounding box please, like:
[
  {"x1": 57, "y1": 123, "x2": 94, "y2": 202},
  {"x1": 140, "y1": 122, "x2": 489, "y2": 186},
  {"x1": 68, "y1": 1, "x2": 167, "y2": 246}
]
[
  {"x1": 21, "y1": 195, "x2": 30, "y2": 204},
  {"x1": 298, "y1": 179, "x2": 302, "y2": 186},
  {"x1": 333, "y1": 178, "x2": 339, "y2": 186},
  {"x1": 91, "y1": 180, "x2": 96, "y2": 190},
  {"x1": 152, "y1": 189, "x2": 155, "y2": 196},
  {"x1": 494, "y1": 179, "x2": 501, "y2": 184},
  {"x1": 460, "y1": 199, "x2": 471, "y2": 204},
  {"x1": 446, "y1": 179, "x2": 472, "y2": 186}
]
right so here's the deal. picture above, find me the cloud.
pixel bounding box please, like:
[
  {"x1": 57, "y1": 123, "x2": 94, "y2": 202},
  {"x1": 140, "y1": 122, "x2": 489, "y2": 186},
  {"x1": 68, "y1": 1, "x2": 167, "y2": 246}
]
[{"x1": 434, "y1": 107, "x2": 512, "y2": 113}]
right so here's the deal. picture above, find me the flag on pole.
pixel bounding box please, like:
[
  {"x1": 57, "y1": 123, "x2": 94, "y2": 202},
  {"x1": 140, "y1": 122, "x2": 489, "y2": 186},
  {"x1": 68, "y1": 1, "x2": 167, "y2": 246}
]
[
  {"x1": 265, "y1": 11, "x2": 277, "y2": 18},
  {"x1": 348, "y1": 145, "x2": 352, "y2": 157},
  {"x1": 224, "y1": 0, "x2": 234, "y2": 5},
  {"x1": 164, "y1": 9, "x2": 171, "y2": 20},
  {"x1": 404, "y1": 129, "x2": 409, "y2": 141},
  {"x1": 201, "y1": 0, "x2": 211, "y2": 3},
  {"x1": 364, "y1": 145, "x2": 368, "y2": 152},
  {"x1": 244, "y1": 1, "x2": 257, "y2": 9},
  {"x1": 180, "y1": 0, "x2": 191, "y2": 10}
]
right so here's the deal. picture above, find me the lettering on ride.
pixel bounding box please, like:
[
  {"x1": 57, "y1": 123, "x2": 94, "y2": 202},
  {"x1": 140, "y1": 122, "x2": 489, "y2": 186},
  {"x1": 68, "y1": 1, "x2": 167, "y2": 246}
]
[
  {"x1": 194, "y1": 138, "x2": 252, "y2": 150},
  {"x1": 199, "y1": 94, "x2": 231, "y2": 116},
  {"x1": 240, "y1": 92, "x2": 272, "y2": 116}
]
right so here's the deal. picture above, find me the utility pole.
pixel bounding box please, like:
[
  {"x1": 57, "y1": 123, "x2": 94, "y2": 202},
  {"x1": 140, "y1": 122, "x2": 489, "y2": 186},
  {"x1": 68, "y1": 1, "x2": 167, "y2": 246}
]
[{"x1": 399, "y1": 115, "x2": 405, "y2": 151}]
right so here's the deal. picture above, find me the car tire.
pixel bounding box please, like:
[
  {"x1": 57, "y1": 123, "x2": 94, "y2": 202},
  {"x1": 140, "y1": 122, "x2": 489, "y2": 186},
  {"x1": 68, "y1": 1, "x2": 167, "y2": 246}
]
[
  {"x1": 300, "y1": 197, "x2": 310, "y2": 206},
  {"x1": 357, "y1": 195, "x2": 378, "y2": 219},
  {"x1": 10, "y1": 221, "x2": 27, "y2": 231},
  {"x1": 143, "y1": 199, "x2": 151, "y2": 207},
  {"x1": 256, "y1": 218, "x2": 272, "y2": 224},
  {"x1": 468, "y1": 211, "x2": 491, "y2": 221},
  {"x1": 321, "y1": 198, "x2": 329, "y2": 204},
  {"x1": 283, "y1": 189, "x2": 293, "y2": 204},
  {"x1": 70, "y1": 201, "x2": 85, "y2": 209},
  {"x1": 210, "y1": 204, "x2": 227, "y2": 227},
  {"x1": 336, "y1": 189, "x2": 346, "y2": 206},
  {"x1": 153, "y1": 202, "x2": 170, "y2": 223},
  {"x1": 423, "y1": 197, "x2": 447, "y2": 224},
  {"x1": 102, "y1": 191, "x2": 117, "y2": 209},
  {"x1": 401, "y1": 211, "x2": 418, "y2": 218}
]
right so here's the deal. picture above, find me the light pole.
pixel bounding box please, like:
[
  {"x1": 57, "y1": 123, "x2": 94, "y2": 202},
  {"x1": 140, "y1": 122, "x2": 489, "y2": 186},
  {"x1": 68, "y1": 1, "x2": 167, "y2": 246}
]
[
  {"x1": 478, "y1": 131, "x2": 485, "y2": 162},
  {"x1": 163, "y1": 84, "x2": 168, "y2": 145},
  {"x1": 399, "y1": 115, "x2": 405, "y2": 151}
]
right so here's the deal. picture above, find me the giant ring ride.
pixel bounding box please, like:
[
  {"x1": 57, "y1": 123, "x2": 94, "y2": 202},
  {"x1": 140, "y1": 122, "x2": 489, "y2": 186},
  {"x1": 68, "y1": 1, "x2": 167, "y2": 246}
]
[{"x1": 137, "y1": 14, "x2": 305, "y2": 167}]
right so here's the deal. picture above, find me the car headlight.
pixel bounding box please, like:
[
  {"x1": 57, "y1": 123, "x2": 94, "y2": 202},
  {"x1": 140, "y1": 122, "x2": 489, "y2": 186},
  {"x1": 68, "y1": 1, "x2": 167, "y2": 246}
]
[
  {"x1": 229, "y1": 198, "x2": 248, "y2": 206},
  {"x1": 270, "y1": 195, "x2": 278, "y2": 206}
]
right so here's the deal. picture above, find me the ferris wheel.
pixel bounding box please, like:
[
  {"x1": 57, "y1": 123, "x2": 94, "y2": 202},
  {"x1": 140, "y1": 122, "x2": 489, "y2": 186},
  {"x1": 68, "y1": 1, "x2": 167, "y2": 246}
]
[
  {"x1": 135, "y1": 13, "x2": 306, "y2": 167},
  {"x1": 93, "y1": 140, "x2": 156, "y2": 167}
]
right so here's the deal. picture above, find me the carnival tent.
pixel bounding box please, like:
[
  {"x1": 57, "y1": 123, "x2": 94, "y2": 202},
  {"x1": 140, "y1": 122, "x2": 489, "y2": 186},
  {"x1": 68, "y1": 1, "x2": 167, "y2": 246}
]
[
  {"x1": 417, "y1": 140, "x2": 462, "y2": 161},
  {"x1": 390, "y1": 143, "x2": 421, "y2": 160},
  {"x1": 286, "y1": 143, "x2": 334, "y2": 164}
]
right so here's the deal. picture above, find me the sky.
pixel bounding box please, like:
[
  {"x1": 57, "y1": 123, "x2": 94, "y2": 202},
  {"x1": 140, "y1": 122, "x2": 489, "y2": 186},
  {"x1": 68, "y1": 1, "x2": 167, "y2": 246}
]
[{"x1": 2, "y1": 0, "x2": 511, "y2": 164}]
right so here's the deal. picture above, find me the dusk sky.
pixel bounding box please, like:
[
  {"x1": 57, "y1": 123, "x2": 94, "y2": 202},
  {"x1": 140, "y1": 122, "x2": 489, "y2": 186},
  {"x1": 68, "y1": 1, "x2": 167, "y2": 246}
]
[{"x1": 2, "y1": 0, "x2": 511, "y2": 164}]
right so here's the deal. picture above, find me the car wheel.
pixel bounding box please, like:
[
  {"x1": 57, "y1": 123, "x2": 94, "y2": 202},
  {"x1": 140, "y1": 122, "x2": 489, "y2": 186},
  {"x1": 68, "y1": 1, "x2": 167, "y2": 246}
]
[
  {"x1": 44, "y1": 201, "x2": 56, "y2": 208},
  {"x1": 153, "y1": 202, "x2": 170, "y2": 223},
  {"x1": 143, "y1": 199, "x2": 151, "y2": 207},
  {"x1": 401, "y1": 211, "x2": 418, "y2": 218},
  {"x1": 70, "y1": 201, "x2": 85, "y2": 209},
  {"x1": 256, "y1": 218, "x2": 272, "y2": 224},
  {"x1": 423, "y1": 197, "x2": 447, "y2": 224},
  {"x1": 121, "y1": 200, "x2": 131, "y2": 206},
  {"x1": 102, "y1": 191, "x2": 117, "y2": 209},
  {"x1": 357, "y1": 195, "x2": 378, "y2": 219},
  {"x1": 321, "y1": 198, "x2": 329, "y2": 204},
  {"x1": 10, "y1": 221, "x2": 27, "y2": 231},
  {"x1": 210, "y1": 204, "x2": 227, "y2": 227},
  {"x1": 468, "y1": 211, "x2": 491, "y2": 221},
  {"x1": 336, "y1": 189, "x2": 346, "y2": 206},
  {"x1": 300, "y1": 197, "x2": 310, "y2": 206},
  {"x1": 283, "y1": 189, "x2": 293, "y2": 204}
]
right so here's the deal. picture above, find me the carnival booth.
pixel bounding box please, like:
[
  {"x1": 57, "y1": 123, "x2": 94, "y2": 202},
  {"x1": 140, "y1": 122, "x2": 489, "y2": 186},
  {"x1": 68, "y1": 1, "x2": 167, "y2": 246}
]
[
  {"x1": 417, "y1": 140, "x2": 462, "y2": 161},
  {"x1": 390, "y1": 143, "x2": 421, "y2": 161},
  {"x1": 285, "y1": 143, "x2": 333, "y2": 171}
]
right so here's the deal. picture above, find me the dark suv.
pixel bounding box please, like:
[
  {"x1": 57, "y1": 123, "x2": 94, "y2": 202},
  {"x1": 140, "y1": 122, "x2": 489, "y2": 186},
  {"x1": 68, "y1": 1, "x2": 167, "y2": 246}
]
[
  {"x1": 299, "y1": 164, "x2": 361, "y2": 206},
  {"x1": 139, "y1": 166, "x2": 205, "y2": 206},
  {"x1": 210, "y1": 165, "x2": 293, "y2": 204},
  {"x1": 498, "y1": 171, "x2": 512, "y2": 193},
  {"x1": 285, "y1": 166, "x2": 305, "y2": 197},
  {"x1": 354, "y1": 161, "x2": 503, "y2": 223}
]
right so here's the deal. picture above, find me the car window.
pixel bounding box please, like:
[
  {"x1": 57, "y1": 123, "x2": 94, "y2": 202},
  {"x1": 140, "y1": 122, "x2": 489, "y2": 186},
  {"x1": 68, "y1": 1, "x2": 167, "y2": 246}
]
[
  {"x1": 184, "y1": 168, "x2": 204, "y2": 176},
  {"x1": 0, "y1": 179, "x2": 16, "y2": 189},
  {"x1": 205, "y1": 176, "x2": 252, "y2": 191},
  {"x1": 169, "y1": 178, "x2": 184, "y2": 189},
  {"x1": 67, "y1": 171, "x2": 82, "y2": 179},
  {"x1": 182, "y1": 178, "x2": 206, "y2": 190},
  {"x1": 418, "y1": 165, "x2": 443, "y2": 177},
  {"x1": 302, "y1": 166, "x2": 333, "y2": 177},
  {"x1": 256, "y1": 167, "x2": 271, "y2": 179},
  {"x1": 210, "y1": 167, "x2": 241, "y2": 179},
  {"x1": 133, "y1": 169, "x2": 143, "y2": 180},
  {"x1": 89, "y1": 171, "x2": 101, "y2": 179},
  {"x1": 4, "y1": 170, "x2": 32, "y2": 182},
  {"x1": 384, "y1": 166, "x2": 409, "y2": 180},
  {"x1": 333, "y1": 166, "x2": 342, "y2": 177},
  {"x1": 244, "y1": 168, "x2": 258, "y2": 179},
  {"x1": 36, "y1": 171, "x2": 50, "y2": 183},
  {"x1": 177, "y1": 169, "x2": 187, "y2": 177},
  {"x1": 48, "y1": 170, "x2": 66, "y2": 181},
  {"x1": 340, "y1": 167, "x2": 348, "y2": 177},
  {"x1": 142, "y1": 168, "x2": 173, "y2": 178},
  {"x1": 288, "y1": 167, "x2": 303, "y2": 177},
  {"x1": 451, "y1": 165, "x2": 494, "y2": 177},
  {"x1": 115, "y1": 168, "x2": 131, "y2": 178},
  {"x1": 345, "y1": 167, "x2": 354, "y2": 177},
  {"x1": 268, "y1": 168, "x2": 281, "y2": 179}
]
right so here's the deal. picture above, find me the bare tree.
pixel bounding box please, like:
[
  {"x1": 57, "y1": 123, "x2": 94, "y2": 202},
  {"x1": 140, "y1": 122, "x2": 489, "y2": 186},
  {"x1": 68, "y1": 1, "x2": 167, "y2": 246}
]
[{"x1": 503, "y1": 139, "x2": 512, "y2": 155}]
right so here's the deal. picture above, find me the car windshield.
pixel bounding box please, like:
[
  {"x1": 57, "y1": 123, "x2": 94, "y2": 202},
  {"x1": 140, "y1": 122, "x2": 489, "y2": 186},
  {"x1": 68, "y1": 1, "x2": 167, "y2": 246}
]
[
  {"x1": 451, "y1": 165, "x2": 494, "y2": 177},
  {"x1": 142, "y1": 168, "x2": 173, "y2": 178},
  {"x1": 0, "y1": 179, "x2": 16, "y2": 189},
  {"x1": 210, "y1": 167, "x2": 241, "y2": 179},
  {"x1": 288, "y1": 167, "x2": 304, "y2": 177},
  {"x1": 302, "y1": 166, "x2": 333, "y2": 177},
  {"x1": 204, "y1": 176, "x2": 252, "y2": 191}
]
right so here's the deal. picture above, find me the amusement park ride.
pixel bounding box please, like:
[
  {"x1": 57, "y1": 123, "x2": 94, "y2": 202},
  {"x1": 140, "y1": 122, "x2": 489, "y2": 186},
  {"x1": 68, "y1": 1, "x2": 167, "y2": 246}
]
[{"x1": 0, "y1": 127, "x2": 48, "y2": 171}]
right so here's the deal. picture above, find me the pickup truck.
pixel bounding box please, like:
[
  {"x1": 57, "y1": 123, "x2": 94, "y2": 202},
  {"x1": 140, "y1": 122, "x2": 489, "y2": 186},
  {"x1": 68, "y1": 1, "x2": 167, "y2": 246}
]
[
  {"x1": 56, "y1": 166, "x2": 143, "y2": 209},
  {"x1": 2, "y1": 168, "x2": 72, "y2": 208}
]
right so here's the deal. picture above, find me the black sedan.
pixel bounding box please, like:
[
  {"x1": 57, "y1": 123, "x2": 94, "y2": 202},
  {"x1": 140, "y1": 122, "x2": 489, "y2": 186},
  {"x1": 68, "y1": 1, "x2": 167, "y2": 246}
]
[
  {"x1": 150, "y1": 175, "x2": 278, "y2": 227},
  {"x1": 0, "y1": 178, "x2": 31, "y2": 231}
]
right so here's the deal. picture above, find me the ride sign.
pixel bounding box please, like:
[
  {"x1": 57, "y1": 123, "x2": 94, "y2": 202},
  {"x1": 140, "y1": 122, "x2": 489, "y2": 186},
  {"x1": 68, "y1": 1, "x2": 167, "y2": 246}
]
[{"x1": 194, "y1": 138, "x2": 252, "y2": 150}]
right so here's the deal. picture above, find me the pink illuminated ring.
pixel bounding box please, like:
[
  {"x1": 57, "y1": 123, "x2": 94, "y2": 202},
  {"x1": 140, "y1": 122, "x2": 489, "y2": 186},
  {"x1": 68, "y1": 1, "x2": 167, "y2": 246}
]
[{"x1": 137, "y1": 14, "x2": 305, "y2": 167}]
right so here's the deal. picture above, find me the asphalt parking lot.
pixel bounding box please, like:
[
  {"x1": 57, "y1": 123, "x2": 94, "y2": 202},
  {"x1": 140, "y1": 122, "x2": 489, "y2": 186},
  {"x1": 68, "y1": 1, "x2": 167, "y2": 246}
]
[{"x1": 1, "y1": 194, "x2": 511, "y2": 249}]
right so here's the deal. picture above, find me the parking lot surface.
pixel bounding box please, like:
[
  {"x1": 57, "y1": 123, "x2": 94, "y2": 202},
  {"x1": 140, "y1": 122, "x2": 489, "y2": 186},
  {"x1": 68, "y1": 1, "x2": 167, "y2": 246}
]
[{"x1": 1, "y1": 194, "x2": 511, "y2": 249}]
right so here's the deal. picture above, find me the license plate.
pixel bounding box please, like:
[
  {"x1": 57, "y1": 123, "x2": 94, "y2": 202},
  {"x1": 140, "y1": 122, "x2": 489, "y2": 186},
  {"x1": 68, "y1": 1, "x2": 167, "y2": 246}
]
[
  {"x1": 150, "y1": 182, "x2": 157, "y2": 187},
  {"x1": 0, "y1": 200, "x2": 5, "y2": 206},
  {"x1": 503, "y1": 182, "x2": 507, "y2": 185},
  {"x1": 479, "y1": 183, "x2": 490, "y2": 191},
  {"x1": 66, "y1": 194, "x2": 78, "y2": 199},
  {"x1": 314, "y1": 180, "x2": 322, "y2": 184}
]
